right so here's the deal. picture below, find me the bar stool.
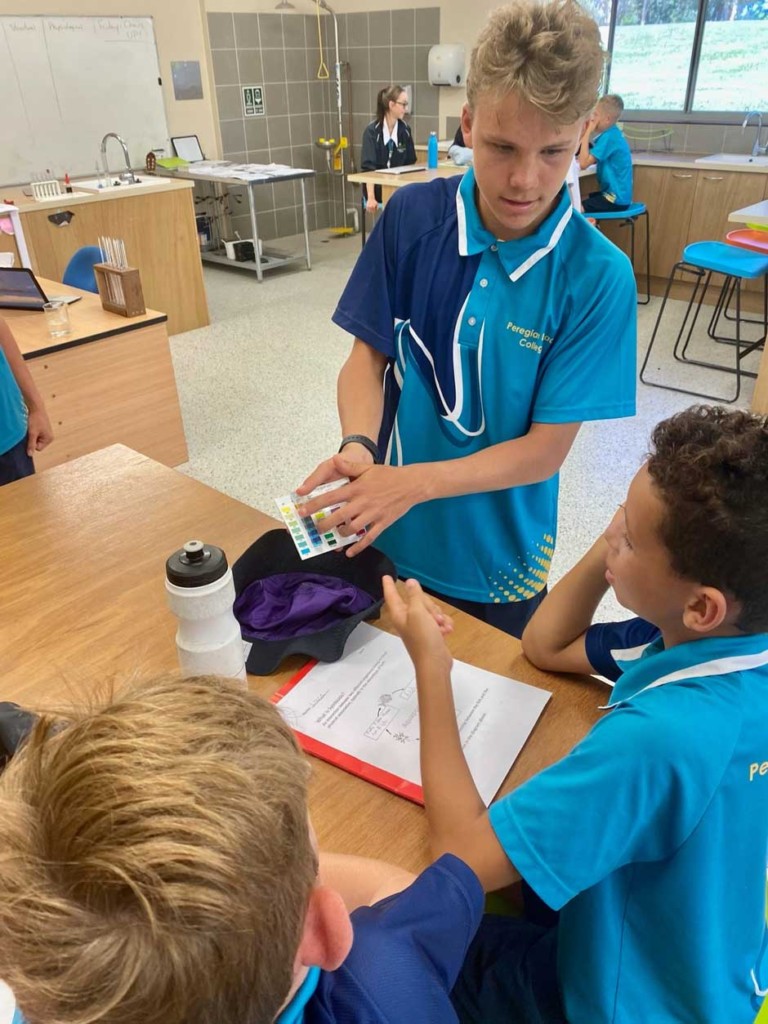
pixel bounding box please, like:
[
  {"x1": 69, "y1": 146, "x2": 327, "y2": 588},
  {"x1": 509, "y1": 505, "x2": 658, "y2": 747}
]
[
  {"x1": 588, "y1": 202, "x2": 650, "y2": 304},
  {"x1": 639, "y1": 240, "x2": 768, "y2": 403}
]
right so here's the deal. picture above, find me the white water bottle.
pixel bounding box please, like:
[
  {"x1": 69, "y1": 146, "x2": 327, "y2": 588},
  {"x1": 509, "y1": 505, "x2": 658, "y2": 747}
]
[{"x1": 165, "y1": 540, "x2": 246, "y2": 682}]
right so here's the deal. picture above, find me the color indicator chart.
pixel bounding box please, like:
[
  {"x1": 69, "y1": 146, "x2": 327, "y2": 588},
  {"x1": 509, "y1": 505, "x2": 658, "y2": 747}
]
[{"x1": 275, "y1": 478, "x2": 365, "y2": 560}]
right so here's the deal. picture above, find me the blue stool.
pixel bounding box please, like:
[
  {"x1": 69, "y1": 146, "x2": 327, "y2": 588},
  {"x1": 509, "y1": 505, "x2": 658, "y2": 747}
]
[
  {"x1": 62, "y1": 245, "x2": 102, "y2": 293},
  {"x1": 589, "y1": 202, "x2": 650, "y2": 304},
  {"x1": 640, "y1": 240, "x2": 768, "y2": 403}
]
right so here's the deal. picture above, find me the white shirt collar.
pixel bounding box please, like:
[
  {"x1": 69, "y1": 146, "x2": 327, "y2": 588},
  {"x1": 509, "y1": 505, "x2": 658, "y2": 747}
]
[{"x1": 383, "y1": 119, "x2": 399, "y2": 147}]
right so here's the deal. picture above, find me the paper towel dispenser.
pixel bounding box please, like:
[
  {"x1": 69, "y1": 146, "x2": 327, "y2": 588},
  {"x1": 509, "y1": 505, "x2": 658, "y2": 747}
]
[{"x1": 428, "y1": 44, "x2": 466, "y2": 87}]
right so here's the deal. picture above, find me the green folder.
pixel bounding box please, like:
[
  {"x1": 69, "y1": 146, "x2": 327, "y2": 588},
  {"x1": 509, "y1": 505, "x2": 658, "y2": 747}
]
[{"x1": 156, "y1": 157, "x2": 188, "y2": 169}]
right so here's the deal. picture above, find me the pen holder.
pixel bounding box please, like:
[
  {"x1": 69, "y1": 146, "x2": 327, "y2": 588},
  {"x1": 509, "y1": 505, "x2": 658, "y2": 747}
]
[{"x1": 93, "y1": 263, "x2": 146, "y2": 317}]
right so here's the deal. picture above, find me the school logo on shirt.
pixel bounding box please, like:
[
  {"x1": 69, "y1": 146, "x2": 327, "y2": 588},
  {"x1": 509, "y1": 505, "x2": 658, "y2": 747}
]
[{"x1": 506, "y1": 320, "x2": 553, "y2": 355}]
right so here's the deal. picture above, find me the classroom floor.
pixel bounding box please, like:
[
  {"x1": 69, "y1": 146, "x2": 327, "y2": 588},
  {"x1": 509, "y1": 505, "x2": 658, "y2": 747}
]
[{"x1": 169, "y1": 229, "x2": 758, "y2": 623}]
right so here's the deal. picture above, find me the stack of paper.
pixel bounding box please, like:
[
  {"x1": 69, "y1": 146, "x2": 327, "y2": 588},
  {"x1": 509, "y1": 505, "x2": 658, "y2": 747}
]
[{"x1": 273, "y1": 623, "x2": 551, "y2": 805}]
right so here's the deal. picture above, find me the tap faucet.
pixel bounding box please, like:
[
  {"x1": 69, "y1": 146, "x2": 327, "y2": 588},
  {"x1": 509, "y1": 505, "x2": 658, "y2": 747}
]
[
  {"x1": 742, "y1": 111, "x2": 767, "y2": 159},
  {"x1": 100, "y1": 133, "x2": 138, "y2": 184}
]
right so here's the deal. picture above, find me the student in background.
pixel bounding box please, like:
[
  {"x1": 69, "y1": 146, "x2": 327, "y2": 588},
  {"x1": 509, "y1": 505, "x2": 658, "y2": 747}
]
[
  {"x1": 360, "y1": 85, "x2": 417, "y2": 213},
  {"x1": 298, "y1": 0, "x2": 636, "y2": 640},
  {"x1": 0, "y1": 675, "x2": 483, "y2": 1024},
  {"x1": 0, "y1": 317, "x2": 53, "y2": 486},
  {"x1": 383, "y1": 404, "x2": 768, "y2": 1024},
  {"x1": 579, "y1": 93, "x2": 633, "y2": 213},
  {"x1": 447, "y1": 124, "x2": 473, "y2": 166}
]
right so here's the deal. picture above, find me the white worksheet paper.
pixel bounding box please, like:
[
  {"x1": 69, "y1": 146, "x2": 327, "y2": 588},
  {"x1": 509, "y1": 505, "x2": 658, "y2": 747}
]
[{"x1": 275, "y1": 623, "x2": 551, "y2": 805}]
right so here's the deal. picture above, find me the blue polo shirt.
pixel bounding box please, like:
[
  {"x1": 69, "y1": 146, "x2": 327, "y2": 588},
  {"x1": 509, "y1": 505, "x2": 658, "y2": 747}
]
[
  {"x1": 590, "y1": 124, "x2": 633, "y2": 206},
  {"x1": 490, "y1": 632, "x2": 768, "y2": 1023},
  {"x1": 0, "y1": 347, "x2": 26, "y2": 457},
  {"x1": 305, "y1": 854, "x2": 483, "y2": 1023},
  {"x1": 333, "y1": 170, "x2": 636, "y2": 604}
]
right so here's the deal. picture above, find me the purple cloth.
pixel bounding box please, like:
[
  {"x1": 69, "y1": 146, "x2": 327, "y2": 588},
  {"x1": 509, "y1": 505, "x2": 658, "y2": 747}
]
[{"x1": 234, "y1": 572, "x2": 374, "y2": 641}]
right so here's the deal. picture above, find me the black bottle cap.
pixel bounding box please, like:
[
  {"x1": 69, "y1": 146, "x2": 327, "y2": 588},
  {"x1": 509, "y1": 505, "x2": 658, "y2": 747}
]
[{"x1": 166, "y1": 540, "x2": 229, "y2": 588}]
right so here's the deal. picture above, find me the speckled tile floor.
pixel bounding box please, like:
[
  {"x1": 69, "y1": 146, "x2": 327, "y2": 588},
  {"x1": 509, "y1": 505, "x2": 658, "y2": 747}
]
[{"x1": 170, "y1": 229, "x2": 756, "y2": 623}]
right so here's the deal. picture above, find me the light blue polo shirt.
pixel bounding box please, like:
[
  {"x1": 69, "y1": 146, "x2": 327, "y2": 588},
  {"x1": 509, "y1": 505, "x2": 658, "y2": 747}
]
[
  {"x1": 590, "y1": 124, "x2": 633, "y2": 206},
  {"x1": 333, "y1": 169, "x2": 636, "y2": 604},
  {"x1": 0, "y1": 347, "x2": 26, "y2": 457},
  {"x1": 490, "y1": 632, "x2": 768, "y2": 1023}
]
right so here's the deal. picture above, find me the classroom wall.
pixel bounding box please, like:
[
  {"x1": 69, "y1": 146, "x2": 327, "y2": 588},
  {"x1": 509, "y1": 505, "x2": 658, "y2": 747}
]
[
  {"x1": 0, "y1": 0, "x2": 219, "y2": 162},
  {"x1": 206, "y1": 6, "x2": 440, "y2": 240},
  {"x1": 206, "y1": 0, "x2": 481, "y2": 137}
]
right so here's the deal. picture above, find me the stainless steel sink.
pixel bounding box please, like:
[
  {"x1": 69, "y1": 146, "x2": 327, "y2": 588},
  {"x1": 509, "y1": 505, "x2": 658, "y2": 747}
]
[
  {"x1": 695, "y1": 153, "x2": 768, "y2": 167},
  {"x1": 75, "y1": 176, "x2": 174, "y2": 193}
]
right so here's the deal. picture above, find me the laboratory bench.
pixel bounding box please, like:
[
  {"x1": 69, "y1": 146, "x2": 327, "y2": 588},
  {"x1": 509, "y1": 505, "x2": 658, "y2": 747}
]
[
  {"x1": 0, "y1": 177, "x2": 209, "y2": 336},
  {"x1": 5, "y1": 277, "x2": 187, "y2": 471}
]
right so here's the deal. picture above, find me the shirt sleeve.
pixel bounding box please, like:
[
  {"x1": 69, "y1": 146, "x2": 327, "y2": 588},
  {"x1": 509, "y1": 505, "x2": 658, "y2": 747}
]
[
  {"x1": 345, "y1": 854, "x2": 483, "y2": 990},
  {"x1": 488, "y1": 693, "x2": 736, "y2": 911},
  {"x1": 360, "y1": 125, "x2": 378, "y2": 173},
  {"x1": 589, "y1": 131, "x2": 611, "y2": 163},
  {"x1": 584, "y1": 618, "x2": 660, "y2": 681},
  {"x1": 332, "y1": 190, "x2": 407, "y2": 357},
  {"x1": 403, "y1": 124, "x2": 417, "y2": 165},
  {"x1": 532, "y1": 241, "x2": 637, "y2": 422}
]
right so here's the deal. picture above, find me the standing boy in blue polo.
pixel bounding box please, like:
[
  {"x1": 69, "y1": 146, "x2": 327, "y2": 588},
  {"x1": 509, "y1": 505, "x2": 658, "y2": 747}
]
[
  {"x1": 384, "y1": 404, "x2": 768, "y2": 1024},
  {"x1": 297, "y1": 0, "x2": 637, "y2": 639},
  {"x1": 579, "y1": 94, "x2": 633, "y2": 213}
]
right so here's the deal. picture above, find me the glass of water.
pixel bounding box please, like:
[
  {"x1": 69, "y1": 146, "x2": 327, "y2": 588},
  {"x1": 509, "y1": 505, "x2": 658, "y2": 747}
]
[{"x1": 43, "y1": 300, "x2": 71, "y2": 338}]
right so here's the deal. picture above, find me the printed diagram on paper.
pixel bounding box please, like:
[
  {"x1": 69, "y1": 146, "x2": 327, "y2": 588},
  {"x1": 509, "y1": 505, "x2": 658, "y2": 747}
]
[{"x1": 276, "y1": 623, "x2": 551, "y2": 805}]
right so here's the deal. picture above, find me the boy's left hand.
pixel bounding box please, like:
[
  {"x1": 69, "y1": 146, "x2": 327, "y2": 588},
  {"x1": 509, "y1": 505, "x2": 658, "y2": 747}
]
[
  {"x1": 382, "y1": 575, "x2": 453, "y2": 676},
  {"x1": 26, "y1": 409, "x2": 54, "y2": 454}
]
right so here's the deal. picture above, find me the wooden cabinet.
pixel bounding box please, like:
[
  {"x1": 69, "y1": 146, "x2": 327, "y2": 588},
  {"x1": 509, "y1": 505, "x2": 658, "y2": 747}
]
[
  {"x1": 688, "y1": 170, "x2": 768, "y2": 294},
  {"x1": 13, "y1": 185, "x2": 209, "y2": 336},
  {"x1": 633, "y1": 166, "x2": 697, "y2": 280},
  {"x1": 687, "y1": 170, "x2": 766, "y2": 245},
  {"x1": 601, "y1": 165, "x2": 768, "y2": 298}
]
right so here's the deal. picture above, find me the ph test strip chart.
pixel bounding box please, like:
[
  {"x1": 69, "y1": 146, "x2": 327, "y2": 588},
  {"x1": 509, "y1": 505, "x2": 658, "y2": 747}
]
[{"x1": 275, "y1": 478, "x2": 365, "y2": 560}]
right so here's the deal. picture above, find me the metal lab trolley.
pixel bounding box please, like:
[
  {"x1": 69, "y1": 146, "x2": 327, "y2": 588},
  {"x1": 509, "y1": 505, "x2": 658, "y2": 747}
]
[{"x1": 159, "y1": 163, "x2": 315, "y2": 282}]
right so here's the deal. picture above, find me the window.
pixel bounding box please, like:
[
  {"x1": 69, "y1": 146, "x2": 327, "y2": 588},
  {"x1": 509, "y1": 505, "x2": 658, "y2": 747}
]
[
  {"x1": 693, "y1": 0, "x2": 768, "y2": 110},
  {"x1": 580, "y1": 0, "x2": 768, "y2": 113}
]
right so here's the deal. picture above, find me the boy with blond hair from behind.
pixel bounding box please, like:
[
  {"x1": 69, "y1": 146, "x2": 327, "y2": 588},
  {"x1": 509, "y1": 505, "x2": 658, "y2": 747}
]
[{"x1": 0, "y1": 676, "x2": 484, "y2": 1024}]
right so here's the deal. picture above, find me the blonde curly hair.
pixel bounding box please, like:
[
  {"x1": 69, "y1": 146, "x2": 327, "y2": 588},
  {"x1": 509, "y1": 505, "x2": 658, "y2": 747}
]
[{"x1": 467, "y1": 0, "x2": 607, "y2": 124}]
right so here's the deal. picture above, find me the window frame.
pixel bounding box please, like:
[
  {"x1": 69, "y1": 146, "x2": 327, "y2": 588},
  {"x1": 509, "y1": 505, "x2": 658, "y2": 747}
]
[{"x1": 599, "y1": 0, "x2": 763, "y2": 121}]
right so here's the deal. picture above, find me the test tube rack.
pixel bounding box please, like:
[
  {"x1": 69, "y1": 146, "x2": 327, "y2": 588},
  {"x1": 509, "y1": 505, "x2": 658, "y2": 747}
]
[
  {"x1": 93, "y1": 264, "x2": 146, "y2": 317},
  {"x1": 31, "y1": 179, "x2": 63, "y2": 201}
]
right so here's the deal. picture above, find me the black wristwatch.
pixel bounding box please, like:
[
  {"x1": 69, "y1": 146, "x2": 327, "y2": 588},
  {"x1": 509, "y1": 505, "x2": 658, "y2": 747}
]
[{"x1": 339, "y1": 434, "x2": 381, "y2": 464}]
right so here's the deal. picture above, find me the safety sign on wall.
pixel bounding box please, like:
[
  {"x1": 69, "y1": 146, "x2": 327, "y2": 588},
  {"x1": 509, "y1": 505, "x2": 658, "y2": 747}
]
[{"x1": 242, "y1": 85, "x2": 264, "y2": 116}]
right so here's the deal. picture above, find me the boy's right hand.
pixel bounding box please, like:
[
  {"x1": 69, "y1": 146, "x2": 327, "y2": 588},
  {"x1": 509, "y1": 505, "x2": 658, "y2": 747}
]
[{"x1": 382, "y1": 575, "x2": 453, "y2": 676}]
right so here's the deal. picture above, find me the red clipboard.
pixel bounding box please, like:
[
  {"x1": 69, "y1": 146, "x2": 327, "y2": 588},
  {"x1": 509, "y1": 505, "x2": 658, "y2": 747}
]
[{"x1": 272, "y1": 661, "x2": 425, "y2": 805}]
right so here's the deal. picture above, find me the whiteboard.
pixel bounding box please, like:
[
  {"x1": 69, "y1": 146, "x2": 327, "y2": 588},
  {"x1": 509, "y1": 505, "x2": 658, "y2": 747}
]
[{"x1": 0, "y1": 16, "x2": 169, "y2": 186}]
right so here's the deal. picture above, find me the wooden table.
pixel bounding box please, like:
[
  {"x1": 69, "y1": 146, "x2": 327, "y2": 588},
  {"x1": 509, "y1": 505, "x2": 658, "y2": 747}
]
[
  {"x1": 0, "y1": 445, "x2": 606, "y2": 871},
  {"x1": 348, "y1": 164, "x2": 466, "y2": 208},
  {"x1": 4, "y1": 280, "x2": 187, "y2": 471}
]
